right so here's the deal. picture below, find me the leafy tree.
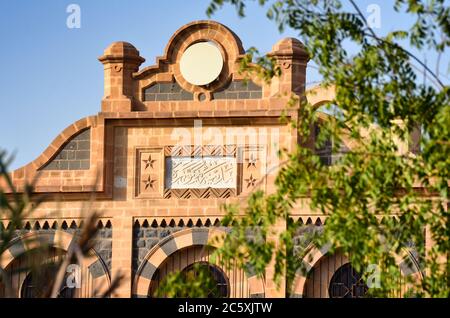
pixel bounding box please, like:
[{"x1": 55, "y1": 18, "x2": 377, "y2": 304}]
[{"x1": 159, "y1": 0, "x2": 449, "y2": 297}]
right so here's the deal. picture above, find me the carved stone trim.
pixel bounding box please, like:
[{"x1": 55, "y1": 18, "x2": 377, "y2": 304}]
[
  {"x1": 134, "y1": 145, "x2": 266, "y2": 199},
  {"x1": 164, "y1": 145, "x2": 237, "y2": 157},
  {"x1": 163, "y1": 188, "x2": 235, "y2": 199},
  {"x1": 135, "y1": 147, "x2": 164, "y2": 198},
  {"x1": 240, "y1": 145, "x2": 267, "y2": 195},
  {"x1": 163, "y1": 145, "x2": 239, "y2": 198}
]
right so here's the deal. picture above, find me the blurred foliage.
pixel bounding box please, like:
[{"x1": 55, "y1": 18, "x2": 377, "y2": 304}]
[
  {"x1": 154, "y1": 262, "x2": 228, "y2": 298},
  {"x1": 0, "y1": 151, "x2": 122, "y2": 298},
  {"x1": 159, "y1": 0, "x2": 449, "y2": 297}
]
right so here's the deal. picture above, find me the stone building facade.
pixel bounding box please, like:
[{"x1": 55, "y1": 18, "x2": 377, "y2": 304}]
[{"x1": 0, "y1": 21, "x2": 423, "y2": 298}]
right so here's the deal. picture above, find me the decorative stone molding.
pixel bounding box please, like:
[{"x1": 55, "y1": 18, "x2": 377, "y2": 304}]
[
  {"x1": 164, "y1": 144, "x2": 237, "y2": 157},
  {"x1": 0, "y1": 218, "x2": 111, "y2": 231},
  {"x1": 163, "y1": 188, "x2": 235, "y2": 199},
  {"x1": 240, "y1": 145, "x2": 267, "y2": 195},
  {"x1": 133, "y1": 217, "x2": 222, "y2": 229},
  {"x1": 134, "y1": 144, "x2": 267, "y2": 199},
  {"x1": 134, "y1": 21, "x2": 245, "y2": 97},
  {"x1": 163, "y1": 145, "x2": 239, "y2": 199},
  {"x1": 135, "y1": 148, "x2": 164, "y2": 198}
]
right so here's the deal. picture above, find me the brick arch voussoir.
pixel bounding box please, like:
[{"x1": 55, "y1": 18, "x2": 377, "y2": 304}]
[
  {"x1": 133, "y1": 20, "x2": 245, "y2": 80},
  {"x1": 290, "y1": 242, "x2": 423, "y2": 298},
  {"x1": 132, "y1": 227, "x2": 265, "y2": 298},
  {"x1": 0, "y1": 230, "x2": 110, "y2": 297}
]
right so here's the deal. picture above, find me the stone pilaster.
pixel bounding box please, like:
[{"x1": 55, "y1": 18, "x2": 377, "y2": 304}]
[
  {"x1": 98, "y1": 42, "x2": 145, "y2": 113},
  {"x1": 110, "y1": 216, "x2": 133, "y2": 297},
  {"x1": 268, "y1": 38, "x2": 309, "y2": 97}
]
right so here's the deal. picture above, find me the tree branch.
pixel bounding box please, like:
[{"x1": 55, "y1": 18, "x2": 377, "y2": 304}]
[{"x1": 348, "y1": 0, "x2": 445, "y2": 89}]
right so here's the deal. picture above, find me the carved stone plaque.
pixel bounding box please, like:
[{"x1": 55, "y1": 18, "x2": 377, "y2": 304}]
[{"x1": 165, "y1": 156, "x2": 237, "y2": 189}]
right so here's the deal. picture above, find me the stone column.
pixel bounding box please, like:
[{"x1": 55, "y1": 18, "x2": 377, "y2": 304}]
[
  {"x1": 110, "y1": 215, "x2": 134, "y2": 297},
  {"x1": 98, "y1": 42, "x2": 145, "y2": 113}
]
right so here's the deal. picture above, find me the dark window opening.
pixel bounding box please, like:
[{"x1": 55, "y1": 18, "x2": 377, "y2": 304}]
[
  {"x1": 314, "y1": 123, "x2": 349, "y2": 166},
  {"x1": 21, "y1": 266, "x2": 75, "y2": 298},
  {"x1": 328, "y1": 263, "x2": 368, "y2": 298},
  {"x1": 181, "y1": 262, "x2": 229, "y2": 298}
]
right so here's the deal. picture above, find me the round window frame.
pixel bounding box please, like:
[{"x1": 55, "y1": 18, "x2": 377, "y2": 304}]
[{"x1": 179, "y1": 41, "x2": 224, "y2": 87}]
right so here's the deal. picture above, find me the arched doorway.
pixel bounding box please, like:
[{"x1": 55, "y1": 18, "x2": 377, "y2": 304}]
[
  {"x1": 133, "y1": 228, "x2": 265, "y2": 298},
  {"x1": 328, "y1": 263, "x2": 368, "y2": 298},
  {"x1": 0, "y1": 231, "x2": 110, "y2": 298},
  {"x1": 149, "y1": 245, "x2": 231, "y2": 298},
  {"x1": 302, "y1": 250, "x2": 421, "y2": 298},
  {"x1": 181, "y1": 262, "x2": 229, "y2": 298},
  {"x1": 303, "y1": 251, "x2": 350, "y2": 298},
  {"x1": 20, "y1": 262, "x2": 77, "y2": 298},
  {"x1": 1, "y1": 246, "x2": 71, "y2": 298}
]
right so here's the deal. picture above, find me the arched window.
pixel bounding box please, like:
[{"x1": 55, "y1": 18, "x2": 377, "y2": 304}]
[
  {"x1": 21, "y1": 265, "x2": 76, "y2": 298},
  {"x1": 313, "y1": 114, "x2": 349, "y2": 166},
  {"x1": 328, "y1": 263, "x2": 368, "y2": 298},
  {"x1": 148, "y1": 245, "x2": 238, "y2": 297},
  {"x1": 314, "y1": 122, "x2": 333, "y2": 165},
  {"x1": 181, "y1": 262, "x2": 229, "y2": 298}
]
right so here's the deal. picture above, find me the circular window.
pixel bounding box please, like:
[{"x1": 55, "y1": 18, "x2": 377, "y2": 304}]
[
  {"x1": 182, "y1": 262, "x2": 229, "y2": 298},
  {"x1": 180, "y1": 41, "x2": 223, "y2": 86},
  {"x1": 328, "y1": 263, "x2": 368, "y2": 298}
]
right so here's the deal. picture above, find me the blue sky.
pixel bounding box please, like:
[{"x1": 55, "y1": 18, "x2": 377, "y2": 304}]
[{"x1": 0, "y1": 0, "x2": 448, "y2": 170}]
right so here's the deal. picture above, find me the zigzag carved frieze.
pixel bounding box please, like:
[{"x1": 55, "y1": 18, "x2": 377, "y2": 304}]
[
  {"x1": 164, "y1": 145, "x2": 237, "y2": 157},
  {"x1": 163, "y1": 188, "x2": 235, "y2": 199},
  {"x1": 0, "y1": 219, "x2": 112, "y2": 230},
  {"x1": 289, "y1": 215, "x2": 402, "y2": 226},
  {"x1": 133, "y1": 217, "x2": 223, "y2": 228}
]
